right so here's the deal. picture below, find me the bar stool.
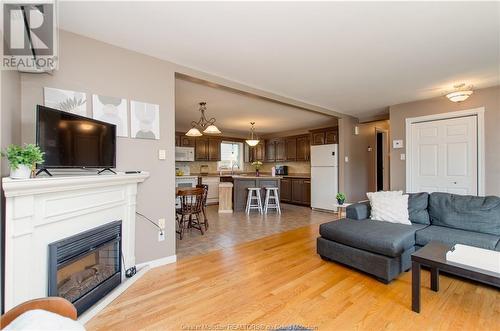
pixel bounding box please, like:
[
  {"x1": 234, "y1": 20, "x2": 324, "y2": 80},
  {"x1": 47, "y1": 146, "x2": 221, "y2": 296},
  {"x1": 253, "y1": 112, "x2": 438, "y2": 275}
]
[
  {"x1": 245, "y1": 188, "x2": 263, "y2": 214},
  {"x1": 264, "y1": 187, "x2": 281, "y2": 214}
]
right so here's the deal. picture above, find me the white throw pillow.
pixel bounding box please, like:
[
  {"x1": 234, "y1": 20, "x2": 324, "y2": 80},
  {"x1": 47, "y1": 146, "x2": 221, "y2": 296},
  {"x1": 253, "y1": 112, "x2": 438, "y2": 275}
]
[{"x1": 367, "y1": 191, "x2": 411, "y2": 225}]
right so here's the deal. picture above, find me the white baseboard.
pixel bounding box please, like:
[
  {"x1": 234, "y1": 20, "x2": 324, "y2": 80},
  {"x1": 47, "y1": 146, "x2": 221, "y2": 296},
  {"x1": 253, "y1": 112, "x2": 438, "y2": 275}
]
[{"x1": 136, "y1": 254, "x2": 177, "y2": 269}]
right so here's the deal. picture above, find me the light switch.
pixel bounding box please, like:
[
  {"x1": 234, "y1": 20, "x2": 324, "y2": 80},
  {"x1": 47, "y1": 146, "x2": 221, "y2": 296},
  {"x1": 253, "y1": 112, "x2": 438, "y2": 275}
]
[
  {"x1": 158, "y1": 149, "x2": 166, "y2": 160},
  {"x1": 393, "y1": 140, "x2": 404, "y2": 149},
  {"x1": 400, "y1": 153, "x2": 406, "y2": 161},
  {"x1": 345, "y1": 156, "x2": 349, "y2": 163}
]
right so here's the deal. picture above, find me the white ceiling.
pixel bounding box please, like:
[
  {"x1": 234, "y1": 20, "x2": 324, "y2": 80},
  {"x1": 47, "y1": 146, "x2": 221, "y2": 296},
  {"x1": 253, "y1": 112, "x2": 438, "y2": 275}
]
[
  {"x1": 59, "y1": 2, "x2": 500, "y2": 118},
  {"x1": 175, "y1": 78, "x2": 337, "y2": 136}
]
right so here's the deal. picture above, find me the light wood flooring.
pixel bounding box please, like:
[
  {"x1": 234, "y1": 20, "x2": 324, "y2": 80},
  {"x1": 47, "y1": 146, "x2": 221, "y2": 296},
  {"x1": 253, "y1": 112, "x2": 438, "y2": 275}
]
[
  {"x1": 87, "y1": 224, "x2": 499, "y2": 331},
  {"x1": 176, "y1": 203, "x2": 336, "y2": 259}
]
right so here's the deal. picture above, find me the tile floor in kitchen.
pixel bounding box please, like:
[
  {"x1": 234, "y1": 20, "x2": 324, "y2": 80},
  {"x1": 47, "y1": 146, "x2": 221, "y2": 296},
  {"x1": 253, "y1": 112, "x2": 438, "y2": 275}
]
[{"x1": 176, "y1": 203, "x2": 338, "y2": 259}]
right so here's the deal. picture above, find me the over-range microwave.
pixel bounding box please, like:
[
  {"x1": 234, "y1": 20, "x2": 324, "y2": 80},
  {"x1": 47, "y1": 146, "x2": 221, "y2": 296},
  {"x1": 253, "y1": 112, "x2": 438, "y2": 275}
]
[{"x1": 175, "y1": 146, "x2": 195, "y2": 162}]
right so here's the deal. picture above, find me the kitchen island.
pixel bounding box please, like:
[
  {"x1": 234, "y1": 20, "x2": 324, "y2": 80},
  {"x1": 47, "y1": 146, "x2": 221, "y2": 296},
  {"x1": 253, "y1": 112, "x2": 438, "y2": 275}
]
[{"x1": 232, "y1": 175, "x2": 281, "y2": 212}]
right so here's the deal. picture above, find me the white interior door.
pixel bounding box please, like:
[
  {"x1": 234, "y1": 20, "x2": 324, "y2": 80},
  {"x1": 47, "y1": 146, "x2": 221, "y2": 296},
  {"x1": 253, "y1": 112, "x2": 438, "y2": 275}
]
[{"x1": 409, "y1": 116, "x2": 478, "y2": 195}]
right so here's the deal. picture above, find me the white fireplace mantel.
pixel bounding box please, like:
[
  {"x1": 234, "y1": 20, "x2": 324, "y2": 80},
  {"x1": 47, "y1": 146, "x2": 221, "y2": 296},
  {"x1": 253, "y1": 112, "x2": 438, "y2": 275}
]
[{"x1": 2, "y1": 172, "x2": 149, "y2": 311}]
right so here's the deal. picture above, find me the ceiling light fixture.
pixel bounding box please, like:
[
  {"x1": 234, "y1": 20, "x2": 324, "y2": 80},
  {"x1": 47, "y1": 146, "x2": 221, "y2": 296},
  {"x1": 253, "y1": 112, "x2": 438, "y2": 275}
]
[
  {"x1": 185, "y1": 102, "x2": 222, "y2": 136},
  {"x1": 245, "y1": 122, "x2": 260, "y2": 147},
  {"x1": 446, "y1": 84, "x2": 473, "y2": 103}
]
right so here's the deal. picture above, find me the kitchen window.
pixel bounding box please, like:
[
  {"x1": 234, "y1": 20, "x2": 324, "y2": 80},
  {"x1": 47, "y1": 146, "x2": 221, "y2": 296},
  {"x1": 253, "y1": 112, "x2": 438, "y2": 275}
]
[{"x1": 218, "y1": 141, "x2": 243, "y2": 171}]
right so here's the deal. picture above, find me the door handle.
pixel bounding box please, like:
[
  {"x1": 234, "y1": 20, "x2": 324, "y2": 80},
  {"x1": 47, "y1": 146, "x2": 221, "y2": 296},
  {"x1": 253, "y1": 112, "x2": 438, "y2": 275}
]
[{"x1": 453, "y1": 181, "x2": 457, "y2": 184}]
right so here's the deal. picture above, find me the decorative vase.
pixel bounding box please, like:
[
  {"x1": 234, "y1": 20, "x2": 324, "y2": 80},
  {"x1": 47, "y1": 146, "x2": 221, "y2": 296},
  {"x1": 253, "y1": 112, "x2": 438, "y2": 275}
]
[
  {"x1": 10, "y1": 164, "x2": 32, "y2": 179},
  {"x1": 255, "y1": 169, "x2": 260, "y2": 177},
  {"x1": 337, "y1": 198, "x2": 345, "y2": 205}
]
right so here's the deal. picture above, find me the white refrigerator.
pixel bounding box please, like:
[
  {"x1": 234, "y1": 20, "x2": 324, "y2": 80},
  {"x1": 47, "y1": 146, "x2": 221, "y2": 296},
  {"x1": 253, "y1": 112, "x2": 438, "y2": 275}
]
[{"x1": 311, "y1": 144, "x2": 338, "y2": 211}]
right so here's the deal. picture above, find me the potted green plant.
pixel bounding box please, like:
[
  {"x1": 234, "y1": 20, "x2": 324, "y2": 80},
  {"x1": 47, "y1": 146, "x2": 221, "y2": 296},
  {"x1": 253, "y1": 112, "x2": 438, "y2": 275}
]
[
  {"x1": 251, "y1": 161, "x2": 263, "y2": 177},
  {"x1": 336, "y1": 192, "x2": 346, "y2": 205},
  {"x1": 1, "y1": 144, "x2": 45, "y2": 179}
]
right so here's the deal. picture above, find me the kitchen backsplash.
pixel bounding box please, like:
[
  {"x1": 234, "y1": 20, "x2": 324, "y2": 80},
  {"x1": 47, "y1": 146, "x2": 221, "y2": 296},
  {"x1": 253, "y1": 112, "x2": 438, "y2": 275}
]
[{"x1": 176, "y1": 161, "x2": 311, "y2": 175}]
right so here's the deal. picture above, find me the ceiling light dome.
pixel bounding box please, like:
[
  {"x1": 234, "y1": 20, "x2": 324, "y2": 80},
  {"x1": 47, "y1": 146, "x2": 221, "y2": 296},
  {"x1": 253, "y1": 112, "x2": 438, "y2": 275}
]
[
  {"x1": 186, "y1": 127, "x2": 202, "y2": 137},
  {"x1": 203, "y1": 124, "x2": 222, "y2": 134},
  {"x1": 446, "y1": 84, "x2": 473, "y2": 103},
  {"x1": 245, "y1": 122, "x2": 260, "y2": 147}
]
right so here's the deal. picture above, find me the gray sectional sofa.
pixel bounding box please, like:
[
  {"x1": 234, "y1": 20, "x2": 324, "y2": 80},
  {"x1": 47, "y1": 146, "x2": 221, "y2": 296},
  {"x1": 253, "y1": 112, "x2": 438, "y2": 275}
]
[{"x1": 317, "y1": 192, "x2": 500, "y2": 283}]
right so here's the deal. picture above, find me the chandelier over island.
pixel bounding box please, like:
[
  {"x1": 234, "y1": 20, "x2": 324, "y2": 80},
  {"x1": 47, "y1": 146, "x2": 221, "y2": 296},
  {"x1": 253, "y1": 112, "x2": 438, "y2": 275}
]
[
  {"x1": 245, "y1": 122, "x2": 260, "y2": 147},
  {"x1": 185, "y1": 102, "x2": 222, "y2": 137}
]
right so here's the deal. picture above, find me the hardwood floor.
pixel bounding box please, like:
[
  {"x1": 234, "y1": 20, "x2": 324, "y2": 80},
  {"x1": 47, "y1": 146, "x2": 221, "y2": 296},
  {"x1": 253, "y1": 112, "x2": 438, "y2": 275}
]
[
  {"x1": 176, "y1": 203, "x2": 336, "y2": 259},
  {"x1": 87, "y1": 224, "x2": 500, "y2": 331}
]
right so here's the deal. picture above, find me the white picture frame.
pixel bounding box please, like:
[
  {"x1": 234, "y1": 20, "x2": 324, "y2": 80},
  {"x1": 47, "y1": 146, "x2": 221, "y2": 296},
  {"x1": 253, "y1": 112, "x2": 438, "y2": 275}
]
[
  {"x1": 130, "y1": 100, "x2": 160, "y2": 140},
  {"x1": 44, "y1": 87, "x2": 87, "y2": 117},
  {"x1": 92, "y1": 94, "x2": 129, "y2": 137}
]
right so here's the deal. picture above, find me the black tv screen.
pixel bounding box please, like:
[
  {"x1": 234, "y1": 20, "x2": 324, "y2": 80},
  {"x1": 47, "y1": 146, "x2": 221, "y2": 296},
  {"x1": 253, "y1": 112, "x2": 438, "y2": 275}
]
[{"x1": 36, "y1": 105, "x2": 116, "y2": 169}]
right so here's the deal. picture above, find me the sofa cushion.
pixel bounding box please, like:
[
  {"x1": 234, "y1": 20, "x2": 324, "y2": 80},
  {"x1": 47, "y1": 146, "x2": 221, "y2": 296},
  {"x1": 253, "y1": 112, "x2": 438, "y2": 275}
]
[
  {"x1": 415, "y1": 225, "x2": 500, "y2": 251},
  {"x1": 408, "y1": 193, "x2": 430, "y2": 225},
  {"x1": 319, "y1": 219, "x2": 427, "y2": 257},
  {"x1": 346, "y1": 201, "x2": 370, "y2": 220},
  {"x1": 428, "y1": 192, "x2": 500, "y2": 235}
]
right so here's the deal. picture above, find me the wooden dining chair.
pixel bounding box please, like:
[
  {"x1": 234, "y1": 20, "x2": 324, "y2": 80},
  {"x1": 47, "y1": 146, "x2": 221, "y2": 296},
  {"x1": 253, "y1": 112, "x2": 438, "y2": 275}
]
[
  {"x1": 196, "y1": 184, "x2": 209, "y2": 230},
  {"x1": 176, "y1": 187, "x2": 205, "y2": 240}
]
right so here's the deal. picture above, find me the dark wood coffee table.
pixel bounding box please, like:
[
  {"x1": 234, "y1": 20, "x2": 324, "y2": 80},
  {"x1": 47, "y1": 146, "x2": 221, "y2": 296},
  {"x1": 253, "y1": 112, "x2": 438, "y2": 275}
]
[{"x1": 411, "y1": 241, "x2": 500, "y2": 313}]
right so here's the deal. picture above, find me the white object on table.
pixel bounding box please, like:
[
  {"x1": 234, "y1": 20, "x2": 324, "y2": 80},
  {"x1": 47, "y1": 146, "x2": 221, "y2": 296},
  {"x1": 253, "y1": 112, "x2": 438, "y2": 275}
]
[{"x1": 446, "y1": 244, "x2": 500, "y2": 273}]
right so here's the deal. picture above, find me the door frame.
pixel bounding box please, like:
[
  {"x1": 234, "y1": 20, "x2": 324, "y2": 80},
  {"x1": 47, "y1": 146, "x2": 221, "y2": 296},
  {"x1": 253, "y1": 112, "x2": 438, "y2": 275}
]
[
  {"x1": 405, "y1": 107, "x2": 485, "y2": 195},
  {"x1": 374, "y1": 127, "x2": 390, "y2": 191}
]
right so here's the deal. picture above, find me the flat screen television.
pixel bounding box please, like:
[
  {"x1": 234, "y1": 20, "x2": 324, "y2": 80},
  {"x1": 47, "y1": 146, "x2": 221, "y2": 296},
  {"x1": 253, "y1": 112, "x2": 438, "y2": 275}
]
[{"x1": 36, "y1": 105, "x2": 116, "y2": 171}]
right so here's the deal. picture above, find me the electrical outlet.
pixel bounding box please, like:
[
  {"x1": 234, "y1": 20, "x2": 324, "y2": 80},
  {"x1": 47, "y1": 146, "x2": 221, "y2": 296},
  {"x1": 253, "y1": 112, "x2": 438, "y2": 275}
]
[
  {"x1": 158, "y1": 149, "x2": 166, "y2": 160},
  {"x1": 158, "y1": 231, "x2": 165, "y2": 242},
  {"x1": 158, "y1": 218, "x2": 165, "y2": 230}
]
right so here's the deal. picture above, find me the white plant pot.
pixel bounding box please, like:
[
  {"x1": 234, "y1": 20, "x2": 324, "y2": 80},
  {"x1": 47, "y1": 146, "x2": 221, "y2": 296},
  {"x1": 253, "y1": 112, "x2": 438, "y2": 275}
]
[{"x1": 10, "y1": 165, "x2": 32, "y2": 179}]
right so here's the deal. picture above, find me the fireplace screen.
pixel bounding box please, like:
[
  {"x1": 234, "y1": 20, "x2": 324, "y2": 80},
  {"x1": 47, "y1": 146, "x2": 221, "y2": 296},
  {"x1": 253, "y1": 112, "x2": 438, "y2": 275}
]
[
  {"x1": 57, "y1": 240, "x2": 119, "y2": 303},
  {"x1": 48, "y1": 221, "x2": 122, "y2": 315}
]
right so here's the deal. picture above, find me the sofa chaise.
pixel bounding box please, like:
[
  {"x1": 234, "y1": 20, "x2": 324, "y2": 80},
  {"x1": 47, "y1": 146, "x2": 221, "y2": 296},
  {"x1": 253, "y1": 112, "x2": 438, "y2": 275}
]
[{"x1": 317, "y1": 192, "x2": 500, "y2": 283}]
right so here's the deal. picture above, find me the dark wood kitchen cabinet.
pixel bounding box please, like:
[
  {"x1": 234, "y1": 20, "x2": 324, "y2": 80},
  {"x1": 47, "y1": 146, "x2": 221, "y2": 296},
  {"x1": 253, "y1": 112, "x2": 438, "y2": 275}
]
[
  {"x1": 310, "y1": 127, "x2": 338, "y2": 145},
  {"x1": 275, "y1": 138, "x2": 286, "y2": 161},
  {"x1": 280, "y1": 177, "x2": 311, "y2": 206},
  {"x1": 286, "y1": 137, "x2": 297, "y2": 161},
  {"x1": 265, "y1": 139, "x2": 276, "y2": 162},
  {"x1": 266, "y1": 138, "x2": 286, "y2": 162},
  {"x1": 250, "y1": 141, "x2": 265, "y2": 162},
  {"x1": 175, "y1": 132, "x2": 196, "y2": 147},
  {"x1": 195, "y1": 137, "x2": 221, "y2": 161},
  {"x1": 280, "y1": 178, "x2": 292, "y2": 203},
  {"x1": 208, "y1": 138, "x2": 221, "y2": 161},
  {"x1": 296, "y1": 135, "x2": 310, "y2": 161}
]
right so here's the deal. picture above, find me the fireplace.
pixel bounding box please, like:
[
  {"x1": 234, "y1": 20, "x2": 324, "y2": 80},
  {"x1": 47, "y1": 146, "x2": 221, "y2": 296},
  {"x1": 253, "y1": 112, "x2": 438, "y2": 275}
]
[{"x1": 48, "y1": 221, "x2": 122, "y2": 315}]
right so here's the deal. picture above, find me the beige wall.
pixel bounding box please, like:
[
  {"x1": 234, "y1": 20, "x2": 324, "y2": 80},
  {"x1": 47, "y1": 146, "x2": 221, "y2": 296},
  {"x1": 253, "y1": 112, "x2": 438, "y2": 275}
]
[
  {"x1": 19, "y1": 31, "x2": 177, "y2": 264},
  {"x1": 1, "y1": 71, "x2": 22, "y2": 176},
  {"x1": 389, "y1": 85, "x2": 500, "y2": 196},
  {"x1": 338, "y1": 117, "x2": 390, "y2": 202}
]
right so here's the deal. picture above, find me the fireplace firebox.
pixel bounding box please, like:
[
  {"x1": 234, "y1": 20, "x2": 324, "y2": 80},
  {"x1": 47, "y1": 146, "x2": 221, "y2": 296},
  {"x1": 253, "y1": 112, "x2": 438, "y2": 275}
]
[{"x1": 48, "y1": 221, "x2": 122, "y2": 315}]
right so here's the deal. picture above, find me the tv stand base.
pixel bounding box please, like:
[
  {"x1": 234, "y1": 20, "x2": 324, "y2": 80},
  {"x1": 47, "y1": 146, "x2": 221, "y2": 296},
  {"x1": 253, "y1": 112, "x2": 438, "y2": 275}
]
[
  {"x1": 35, "y1": 168, "x2": 53, "y2": 177},
  {"x1": 97, "y1": 168, "x2": 116, "y2": 175}
]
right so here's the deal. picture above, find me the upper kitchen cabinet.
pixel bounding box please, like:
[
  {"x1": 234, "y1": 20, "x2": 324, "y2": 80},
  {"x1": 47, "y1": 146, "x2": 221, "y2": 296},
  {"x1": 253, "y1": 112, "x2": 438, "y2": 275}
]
[
  {"x1": 310, "y1": 126, "x2": 338, "y2": 145},
  {"x1": 248, "y1": 141, "x2": 265, "y2": 162},
  {"x1": 195, "y1": 137, "x2": 221, "y2": 161},
  {"x1": 175, "y1": 132, "x2": 196, "y2": 147},
  {"x1": 296, "y1": 135, "x2": 310, "y2": 161},
  {"x1": 208, "y1": 137, "x2": 221, "y2": 161},
  {"x1": 285, "y1": 137, "x2": 297, "y2": 161},
  {"x1": 265, "y1": 139, "x2": 276, "y2": 162},
  {"x1": 265, "y1": 138, "x2": 286, "y2": 162}
]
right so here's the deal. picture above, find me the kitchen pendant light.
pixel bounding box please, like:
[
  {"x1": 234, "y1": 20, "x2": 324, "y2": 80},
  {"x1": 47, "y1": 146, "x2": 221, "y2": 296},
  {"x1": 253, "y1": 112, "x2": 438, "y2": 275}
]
[
  {"x1": 245, "y1": 122, "x2": 260, "y2": 147},
  {"x1": 185, "y1": 127, "x2": 202, "y2": 137},
  {"x1": 446, "y1": 84, "x2": 473, "y2": 103},
  {"x1": 185, "y1": 102, "x2": 221, "y2": 136}
]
